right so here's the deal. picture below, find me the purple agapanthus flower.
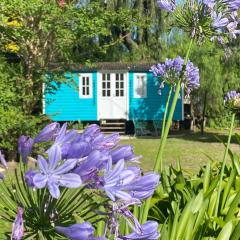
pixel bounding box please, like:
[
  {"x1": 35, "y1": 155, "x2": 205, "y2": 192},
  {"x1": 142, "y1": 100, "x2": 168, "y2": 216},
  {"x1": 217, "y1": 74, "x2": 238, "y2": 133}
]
[
  {"x1": 32, "y1": 145, "x2": 82, "y2": 198},
  {"x1": 227, "y1": 21, "x2": 240, "y2": 38},
  {"x1": 34, "y1": 122, "x2": 60, "y2": 143},
  {"x1": 92, "y1": 133, "x2": 120, "y2": 151},
  {"x1": 112, "y1": 199, "x2": 142, "y2": 235},
  {"x1": 11, "y1": 207, "x2": 24, "y2": 240},
  {"x1": 150, "y1": 57, "x2": 200, "y2": 95},
  {"x1": 20, "y1": 122, "x2": 161, "y2": 239},
  {"x1": 73, "y1": 150, "x2": 110, "y2": 182},
  {"x1": 56, "y1": 222, "x2": 105, "y2": 240},
  {"x1": 18, "y1": 136, "x2": 34, "y2": 163},
  {"x1": 102, "y1": 159, "x2": 136, "y2": 201},
  {"x1": 204, "y1": 0, "x2": 215, "y2": 9},
  {"x1": 212, "y1": 12, "x2": 229, "y2": 28},
  {"x1": 51, "y1": 123, "x2": 78, "y2": 151},
  {"x1": 125, "y1": 172, "x2": 160, "y2": 200},
  {"x1": 101, "y1": 159, "x2": 160, "y2": 202},
  {"x1": 185, "y1": 61, "x2": 200, "y2": 94},
  {"x1": 111, "y1": 145, "x2": 141, "y2": 164},
  {"x1": 0, "y1": 150, "x2": 8, "y2": 169},
  {"x1": 157, "y1": 0, "x2": 176, "y2": 12},
  {"x1": 118, "y1": 221, "x2": 160, "y2": 240},
  {"x1": 224, "y1": 90, "x2": 240, "y2": 107},
  {"x1": 157, "y1": 0, "x2": 240, "y2": 44},
  {"x1": 225, "y1": 0, "x2": 240, "y2": 11},
  {"x1": 25, "y1": 169, "x2": 37, "y2": 187}
]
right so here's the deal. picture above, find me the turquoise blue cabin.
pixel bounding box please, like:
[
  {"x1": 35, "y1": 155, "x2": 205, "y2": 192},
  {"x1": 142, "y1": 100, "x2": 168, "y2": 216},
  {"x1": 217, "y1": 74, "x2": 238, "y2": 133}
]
[{"x1": 44, "y1": 63, "x2": 184, "y2": 133}]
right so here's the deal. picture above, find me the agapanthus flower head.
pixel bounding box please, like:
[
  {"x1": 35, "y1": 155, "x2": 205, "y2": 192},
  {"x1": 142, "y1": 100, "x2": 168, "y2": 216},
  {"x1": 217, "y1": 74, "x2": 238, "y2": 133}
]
[
  {"x1": 157, "y1": 0, "x2": 240, "y2": 44},
  {"x1": 150, "y1": 56, "x2": 200, "y2": 95},
  {"x1": 157, "y1": 0, "x2": 176, "y2": 12},
  {"x1": 21, "y1": 122, "x2": 160, "y2": 238},
  {"x1": 224, "y1": 90, "x2": 240, "y2": 109},
  {"x1": 11, "y1": 207, "x2": 24, "y2": 240},
  {"x1": 18, "y1": 136, "x2": 34, "y2": 163}
]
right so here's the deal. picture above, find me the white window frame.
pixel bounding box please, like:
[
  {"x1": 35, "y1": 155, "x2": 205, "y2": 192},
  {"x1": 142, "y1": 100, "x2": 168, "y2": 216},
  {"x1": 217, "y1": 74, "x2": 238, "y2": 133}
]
[
  {"x1": 134, "y1": 73, "x2": 147, "y2": 98},
  {"x1": 79, "y1": 73, "x2": 93, "y2": 98}
]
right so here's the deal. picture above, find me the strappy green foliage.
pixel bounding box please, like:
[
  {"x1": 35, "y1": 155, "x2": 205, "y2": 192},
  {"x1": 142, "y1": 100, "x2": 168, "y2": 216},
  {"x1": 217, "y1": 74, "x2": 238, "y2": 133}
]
[
  {"x1": 149, "y1": 133, "x2": 240, "y2": 239},
  {"x1": 0, "y1": 163, "x2": 107, "y2": 239}
]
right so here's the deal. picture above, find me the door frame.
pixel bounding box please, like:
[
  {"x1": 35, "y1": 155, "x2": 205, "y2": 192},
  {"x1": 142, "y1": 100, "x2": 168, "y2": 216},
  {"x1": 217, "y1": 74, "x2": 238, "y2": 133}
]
[{"x1": 97, "y1": 71, "x2": 129, "y2": 120}]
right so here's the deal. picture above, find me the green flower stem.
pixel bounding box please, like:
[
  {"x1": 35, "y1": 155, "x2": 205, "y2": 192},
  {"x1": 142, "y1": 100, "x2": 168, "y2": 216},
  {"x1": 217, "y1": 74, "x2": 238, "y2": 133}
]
[
  {"x1": 214, "y1": 113, "x2": 235, "y2": 219},
  {"x1": 140, "y1": 38, "x2": 194, "y2": 224},
  {"x1": 161, "y1": 86, "x2": 173, "y2": 138},
  {"x1": 97, "y1": 206, "x2": 105, "y2": 236}
]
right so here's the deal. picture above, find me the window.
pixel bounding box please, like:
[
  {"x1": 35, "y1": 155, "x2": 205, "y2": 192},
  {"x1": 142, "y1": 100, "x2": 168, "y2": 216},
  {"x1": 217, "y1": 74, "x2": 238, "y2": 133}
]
[
  {"x1": 101, "y1": 73, "x2": 111, "y2": 97},
  {"x1": 79, "y1": 74, "x2": 92, "y2": 98},
  {"x1": 134, "y1": 73, "x2": 147, "y2": 98},
  {"x1": 115, "y1": 73, "x2": 124, "y2": 97}
]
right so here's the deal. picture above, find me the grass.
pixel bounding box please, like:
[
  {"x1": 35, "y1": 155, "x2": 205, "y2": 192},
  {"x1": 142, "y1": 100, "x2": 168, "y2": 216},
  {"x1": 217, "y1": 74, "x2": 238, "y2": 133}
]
[{"x1": 121, "y1": 129, "x2": 240, "y2": 174}]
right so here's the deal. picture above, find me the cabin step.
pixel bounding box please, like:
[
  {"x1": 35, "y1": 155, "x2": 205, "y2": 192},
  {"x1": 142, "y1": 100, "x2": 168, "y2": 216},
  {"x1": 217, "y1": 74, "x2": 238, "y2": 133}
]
[{"x1": 100, "y1": 119, "x2": 126, "y2": 134}]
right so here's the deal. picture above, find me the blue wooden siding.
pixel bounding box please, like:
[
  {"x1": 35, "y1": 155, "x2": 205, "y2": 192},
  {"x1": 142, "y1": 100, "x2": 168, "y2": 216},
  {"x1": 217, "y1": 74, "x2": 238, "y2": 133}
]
[
  {"x1": 128, "y1": 72, "x2": 183, "y2": 120},
  {"x1": 45, "y1": 72, "x2": 97, "y2": 121}
]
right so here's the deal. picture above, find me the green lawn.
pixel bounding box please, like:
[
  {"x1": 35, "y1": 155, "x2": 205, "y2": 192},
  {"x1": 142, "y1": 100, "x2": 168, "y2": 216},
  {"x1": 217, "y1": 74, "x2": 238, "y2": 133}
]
[{"x1": 122, "y1": 129, "x2": 240, "y2": 174}]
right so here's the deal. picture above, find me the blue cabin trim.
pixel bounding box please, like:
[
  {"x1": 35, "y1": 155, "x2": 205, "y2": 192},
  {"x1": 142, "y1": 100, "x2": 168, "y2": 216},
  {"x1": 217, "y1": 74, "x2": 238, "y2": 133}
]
[{"x1": 44, "y1": 64, "x2": 184, "y2": 122}]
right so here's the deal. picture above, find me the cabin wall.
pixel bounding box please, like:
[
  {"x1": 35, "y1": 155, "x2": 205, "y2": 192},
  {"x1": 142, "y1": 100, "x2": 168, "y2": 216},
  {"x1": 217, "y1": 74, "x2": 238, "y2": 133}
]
[
  {"x1": 128, "y1": 72, "x2": 184, "y2": 120},
  {"x1": 45, "y1": 72, "x2": 98, "y2": 121},
  {"x1": 44, "y1": 71, "x2": 184, "y2": 121}
]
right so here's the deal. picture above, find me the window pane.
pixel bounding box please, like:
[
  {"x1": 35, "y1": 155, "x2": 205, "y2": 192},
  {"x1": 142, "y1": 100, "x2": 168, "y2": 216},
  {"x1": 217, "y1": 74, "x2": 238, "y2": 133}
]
[
  {"x1": 107, "y1": 74, "x2": 110, "y2": 80},
  {"x1": 102, "y1": 90, "x2": 106, "y2": 96},
  {"x1": 102, "y1": 82, "x2": 106, "y2": 89},
  {"x1": 116, "y1": 74, "x2": 119, "y2": 81},
  {"x1": 120, "y1": 73, "x2": 124, "y2": 80},
  {"x1": 82, "y1": 77, "x2": 85, "y2": 85},
  {"x1": 116, "y1": 82, "x2": 119, "y2": 88},
  {"x1": 83, "y1": 87, "x2": 85, "y2": 95},
  {"x1": 120, "y1": 81, "x2": 124, "y2": 88},
  {"x1": 102, "y1": 74, "x2": 105, "y2": 81},
  {"x1": 120, "y1": 90, "x2": 124, "y2": 96},
  {"x1": 134, "y1": 75, "x2": 147, "y2": 98},
  {"x1": 86, "y1": 77, "x2": 89, "y2": 85},
  {"x1": 107, "y1": 90, "x2": 110, "y2": 96},
  {"x1": 116, "y1": 90, "x2": 119, "y2": 96},
  {"x1": 87, "y1": 87, "x2": 89, "y2": 95},
  {"x1": 107, "y1": 82, "x2": 110, "y2": 88}
]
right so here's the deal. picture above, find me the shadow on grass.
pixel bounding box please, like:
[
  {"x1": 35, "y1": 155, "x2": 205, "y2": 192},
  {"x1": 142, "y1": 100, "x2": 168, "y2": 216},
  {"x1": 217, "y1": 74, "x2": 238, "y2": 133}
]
[{"x1": 135, "y1": 129, "x2": 240, "y2": 144}]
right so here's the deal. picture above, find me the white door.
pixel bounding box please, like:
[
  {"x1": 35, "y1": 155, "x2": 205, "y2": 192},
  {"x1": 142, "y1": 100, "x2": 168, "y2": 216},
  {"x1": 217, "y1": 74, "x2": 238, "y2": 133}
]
[{"x1": 98, "y1": 73, "x2": 128, "y2": 119}]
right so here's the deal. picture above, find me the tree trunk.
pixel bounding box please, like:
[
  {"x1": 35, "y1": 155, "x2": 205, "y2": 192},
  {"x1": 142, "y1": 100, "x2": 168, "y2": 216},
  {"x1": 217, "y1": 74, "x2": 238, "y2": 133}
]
[{"x1": 201, "y1": 91, "x2": 208, "y2": 134}]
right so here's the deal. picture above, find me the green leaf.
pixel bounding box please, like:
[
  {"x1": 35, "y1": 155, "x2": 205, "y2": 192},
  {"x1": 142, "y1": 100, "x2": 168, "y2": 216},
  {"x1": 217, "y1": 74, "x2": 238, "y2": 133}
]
[{"x1": 216, "y1": 221, "x2": 233, "y2": 240}]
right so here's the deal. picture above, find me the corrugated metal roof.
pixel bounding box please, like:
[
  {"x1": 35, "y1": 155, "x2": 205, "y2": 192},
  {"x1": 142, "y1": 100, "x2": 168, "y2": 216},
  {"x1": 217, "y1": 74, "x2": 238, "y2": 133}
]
[{"x1": 49, "y1": 62, "x2": 155, "y2": 72}]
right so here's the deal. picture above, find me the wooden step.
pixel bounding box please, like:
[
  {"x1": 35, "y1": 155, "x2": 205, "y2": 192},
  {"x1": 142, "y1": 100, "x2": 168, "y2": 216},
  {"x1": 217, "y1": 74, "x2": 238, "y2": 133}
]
[
  {"x1": 101, "y1": 126, "x2": 125, "y2": 129},
  {"x1": 100, "y1": 119, "x2": 126, "y2": 134}
]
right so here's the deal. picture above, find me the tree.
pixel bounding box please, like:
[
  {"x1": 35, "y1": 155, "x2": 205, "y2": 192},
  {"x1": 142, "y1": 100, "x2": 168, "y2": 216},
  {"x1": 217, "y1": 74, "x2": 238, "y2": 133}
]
[
  {"x1": 0, "y1": 0, "x2": 145, "y2": 159},
  {"x1": 0, "y1": 0, "x2": 142, "y2": 114}
]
